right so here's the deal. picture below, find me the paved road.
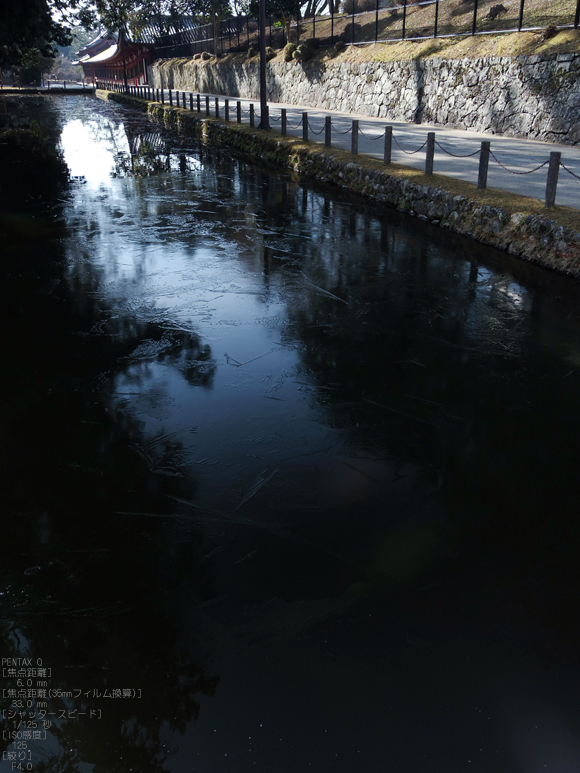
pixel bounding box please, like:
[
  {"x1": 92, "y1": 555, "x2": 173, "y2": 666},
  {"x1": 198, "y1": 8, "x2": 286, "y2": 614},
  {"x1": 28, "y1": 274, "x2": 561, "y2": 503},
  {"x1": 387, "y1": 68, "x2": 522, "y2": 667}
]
[{"x1": 148, "y1": 87, "x2": 580, "y2": 210}]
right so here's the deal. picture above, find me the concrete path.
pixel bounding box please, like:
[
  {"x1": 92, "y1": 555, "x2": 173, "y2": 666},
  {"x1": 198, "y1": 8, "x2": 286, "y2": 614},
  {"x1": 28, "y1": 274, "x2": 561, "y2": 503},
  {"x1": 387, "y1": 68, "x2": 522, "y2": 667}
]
[{"x1": 153, "y1": 88, "x2": 580, "y2": 210}]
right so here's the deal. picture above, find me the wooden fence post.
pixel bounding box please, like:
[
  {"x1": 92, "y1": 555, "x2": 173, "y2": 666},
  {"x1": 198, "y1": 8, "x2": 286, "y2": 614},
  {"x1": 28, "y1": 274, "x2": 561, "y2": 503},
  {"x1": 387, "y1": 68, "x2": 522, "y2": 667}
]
[
  {"x1": 545, "y1": 151, "x2": 561, "y2": 208},
  {"x1": 384, "y1": 125, "x2": 392, "y2": 164},
  {"x1": 477, "y1": 141, "x2": 490, "y2": 189},
  {"x1": 425, "y1": 132, "x2": 435, "y2": 175}
]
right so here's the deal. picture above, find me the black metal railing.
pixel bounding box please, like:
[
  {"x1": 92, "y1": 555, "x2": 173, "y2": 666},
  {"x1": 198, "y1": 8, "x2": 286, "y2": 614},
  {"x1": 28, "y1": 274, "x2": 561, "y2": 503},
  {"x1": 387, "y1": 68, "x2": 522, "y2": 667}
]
[{"x1": 145, "y1": 0, "x2": 580, "y2": 58}]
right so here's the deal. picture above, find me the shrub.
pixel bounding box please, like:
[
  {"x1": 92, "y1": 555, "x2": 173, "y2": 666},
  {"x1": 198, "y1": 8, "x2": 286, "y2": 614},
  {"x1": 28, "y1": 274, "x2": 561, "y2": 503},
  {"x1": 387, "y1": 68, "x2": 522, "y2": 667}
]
[
  {"x1": 283, "y1": 42, "x2": 296, "y2": 61},
  {"x1": 341, "y1": 0, "x2": 376, "y2": 14},
  {"x1": 543, "y1": 24, "x2": 558, "y2": 40},
  {"x1": 487, "y1": 3, "x2": 507, "y2": 19},
  {"x1": 265, "y1": 46, "x2": 276, "y2": 60},
  {"x1": 306, "y1": 37, "x2": 320, "y2": 49},
  {"x1": 201, "y1": 50, "x2": 211, "y2": 60},
  {"x1": 247, "y1": 44, "x2": 258, "y2": 57},
  {"x1": 334, "y1": 39, "x2": 346, "y2": 54},
  {"x1": 292, "y1": 43, "x2": 314, "y2": 62},
  {"x1": 343, "y1": 22, "x2": 362, "y2": 42}
]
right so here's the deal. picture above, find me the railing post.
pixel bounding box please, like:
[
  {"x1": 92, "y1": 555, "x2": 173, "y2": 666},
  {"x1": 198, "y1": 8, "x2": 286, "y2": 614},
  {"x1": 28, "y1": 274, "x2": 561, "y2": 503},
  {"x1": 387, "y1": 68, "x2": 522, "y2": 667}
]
[
  {"x1": 518, "y1": 0, "x2": 525, "y2": 31},
  {"x1": 434, "y1": 0, "x2": 439, "y2": 37},
  {"x1": 250, "y1": 103, "x2": 255, "y2": 127},
  {"x1": 477, "y1": 140, "x2": 490, "y2": 189},
  {"x1": 161, "y1": 89, "x2": 165, "y2": 104},
  {"x1": 237, "y1": 100, "x2": 242, "y2": 123},
  {"x1": 197, "y1": 93, "x2": 201, "y2": 112},
  {"x1": 281, "y1": 108, "x2": 287, "y2": 136},
  {"x1": 190, "y1": 93, "x2": 194, "y2": 111},
  {"x1": 545, "y1": 151, "x2": 561, "y2": 208},
  {"x1": 472, "y1": 0, "x2": 478, "y2": 35},
  {"x1": 351, "y1": 120, "x2": 358, "y2": 155},
  {"x1": 169, "y1": 89, "x2": 173, "y2": 105},
  {"x1": 215, "y1": 96, "x2": 219, "y2": 118},
  {"x1": 425, "y1": 131, "x2": 435, "y2": 175},
  {"x1": 384, "y1": 125, "x2": 392, "y2": 164},
  {"x1": 183, "y1": 91, "x2": 186, "y2": 108},
  {"x1": 402, "y1": 0, "x2": 407, "y2": 40},
  {"x1": 206, "y1": 95, "x2": 210, "y2": 116},
  {"x1": 575, "y1": 0, "x2": 580, "y2": 28},
  {"x1": 325, "y1": 115, "x2": 331, "y2": 147},
  {"x1": 225, "y1": 98, "x2": 229, "y2": 121},
  {"x1": 303, "y1": 112, "x2": 308, "y2": 142}
]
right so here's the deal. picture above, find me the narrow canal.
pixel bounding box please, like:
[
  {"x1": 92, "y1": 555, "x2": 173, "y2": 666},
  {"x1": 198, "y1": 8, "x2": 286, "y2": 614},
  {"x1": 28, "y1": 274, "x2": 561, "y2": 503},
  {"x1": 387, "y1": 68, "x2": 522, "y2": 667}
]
[{"x1": 1, "y1": 95, "x2": 580, "y2": 773}]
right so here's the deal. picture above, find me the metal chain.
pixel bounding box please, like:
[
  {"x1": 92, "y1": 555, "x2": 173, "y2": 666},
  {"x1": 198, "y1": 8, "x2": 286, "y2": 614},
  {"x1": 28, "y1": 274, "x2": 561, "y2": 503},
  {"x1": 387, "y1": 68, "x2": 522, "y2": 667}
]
[
  {"x1": 286, "y1": 119, "x2": 304, "y2": 130},
  {"x1": 331, "y1": 121, "x2": 352, "y2": 135},
  {"x1": 358, "y1": 126, "x2": 386, "y2": 140},
  {"x1": 489, "y1": 150, "x2": 549, "y2": 175},
  {"x1": 559, "y1": 161, "x2": 580, "y2": 181},
  {"x1": 434, "y1": 140, "x2": 479, "y2": 158},
  {"x1": 392, "y1": 134, "x2": 428, "y2": 155},
  {"x1": 307, "y1": 120, "x2": 326, "y2": 136},
  {"x1": 270, "y1": 114, "x2": 281, "y2": 122}
]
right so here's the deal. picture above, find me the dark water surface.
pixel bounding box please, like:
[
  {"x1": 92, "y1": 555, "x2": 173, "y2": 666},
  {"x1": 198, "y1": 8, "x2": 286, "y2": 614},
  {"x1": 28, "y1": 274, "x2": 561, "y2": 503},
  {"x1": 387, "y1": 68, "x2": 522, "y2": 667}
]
[{"x1": 1, "y1": 95, "x2": 580, "y2": 772}]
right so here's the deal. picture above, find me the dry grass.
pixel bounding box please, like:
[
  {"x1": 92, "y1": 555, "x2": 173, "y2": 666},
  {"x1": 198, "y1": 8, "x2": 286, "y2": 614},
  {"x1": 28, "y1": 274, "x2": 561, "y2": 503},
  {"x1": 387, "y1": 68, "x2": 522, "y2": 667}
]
[
  {"x1": 229, "y1": 0, "x2": 580, "y2": 63},
  {"x1": 216, "y1": 26, "x2": 580, "y2": 67}
]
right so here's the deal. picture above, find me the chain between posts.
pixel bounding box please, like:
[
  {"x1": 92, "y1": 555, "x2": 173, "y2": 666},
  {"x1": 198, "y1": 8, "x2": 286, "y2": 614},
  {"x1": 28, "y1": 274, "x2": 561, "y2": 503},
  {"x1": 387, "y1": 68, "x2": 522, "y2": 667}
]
[
  {"x1": 358, "y1": 125, "x2": 386, "y2": 140},
  {"x1": 307, "y1": 119, "x2": 326, "y2": 136},
  {"x1": 331, "y1": 121, "x2": 353, "y2": 135},
  {"x1": 392, "y1": 135, "x2": 428, "y2": 154},
  {"x1": 489, "y1": 150, "x2": 549, "y2": 175},
  {"x1": 434, "y1": 140, "x2": 480, "y2": 158},
  {"x1": 559, "y1": 161, "x2": 580, "y2": 180}
]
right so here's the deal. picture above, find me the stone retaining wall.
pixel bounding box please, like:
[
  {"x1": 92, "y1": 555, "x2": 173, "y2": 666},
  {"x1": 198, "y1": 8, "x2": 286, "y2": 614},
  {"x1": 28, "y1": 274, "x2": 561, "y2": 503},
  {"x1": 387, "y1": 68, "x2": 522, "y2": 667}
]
[
  {"x1": 150, "y1": 53, "x2": 580, "y2": 145},
  {"x1": 100, "y1": 90, "x2": 580, "y2": 279}
]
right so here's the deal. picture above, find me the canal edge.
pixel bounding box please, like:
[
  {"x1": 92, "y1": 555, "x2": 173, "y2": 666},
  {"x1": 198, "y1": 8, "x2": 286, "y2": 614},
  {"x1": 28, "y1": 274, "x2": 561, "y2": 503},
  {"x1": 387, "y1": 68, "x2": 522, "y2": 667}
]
[{"x1": 98, "y1": 90, "x2": 580, "y2": 281}]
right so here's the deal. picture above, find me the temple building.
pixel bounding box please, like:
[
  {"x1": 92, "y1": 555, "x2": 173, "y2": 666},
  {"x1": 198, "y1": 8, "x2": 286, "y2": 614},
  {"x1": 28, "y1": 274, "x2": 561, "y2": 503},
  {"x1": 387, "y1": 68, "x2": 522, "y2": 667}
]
[{"x1": 74, "y1": 30, "x2": 155, "y2": 86}]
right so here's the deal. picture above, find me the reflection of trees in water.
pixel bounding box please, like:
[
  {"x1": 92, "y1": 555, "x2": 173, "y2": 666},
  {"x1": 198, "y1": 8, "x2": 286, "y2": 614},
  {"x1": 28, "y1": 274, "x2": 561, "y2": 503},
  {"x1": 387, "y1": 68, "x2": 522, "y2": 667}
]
[
  {"x1": 1, "y1": 186, "x2": 218, "y2": 770},
  {"x1": 263, "y1": 180, "x2": 580, "y2": 652}
]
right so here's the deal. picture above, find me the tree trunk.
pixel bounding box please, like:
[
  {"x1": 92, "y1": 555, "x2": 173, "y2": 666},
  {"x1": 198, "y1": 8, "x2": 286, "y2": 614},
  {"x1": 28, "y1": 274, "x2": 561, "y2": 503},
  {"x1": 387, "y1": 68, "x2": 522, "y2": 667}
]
[{"x1": 212, "y1": 12, "x2": 221, "y2": 55}]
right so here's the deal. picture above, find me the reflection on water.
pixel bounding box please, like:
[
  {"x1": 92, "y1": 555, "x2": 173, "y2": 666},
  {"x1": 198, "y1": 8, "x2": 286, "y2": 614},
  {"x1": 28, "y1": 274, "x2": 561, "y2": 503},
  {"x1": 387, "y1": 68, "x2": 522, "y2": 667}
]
[{"x1": 1, "y1": 95, "x2": 580, "y2": 772}]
